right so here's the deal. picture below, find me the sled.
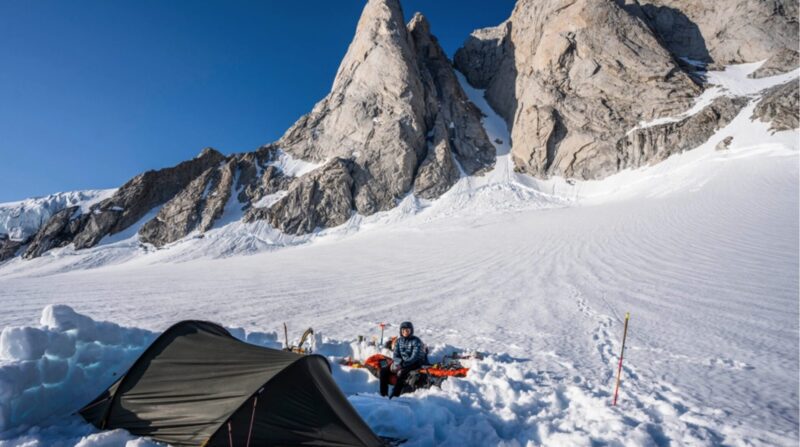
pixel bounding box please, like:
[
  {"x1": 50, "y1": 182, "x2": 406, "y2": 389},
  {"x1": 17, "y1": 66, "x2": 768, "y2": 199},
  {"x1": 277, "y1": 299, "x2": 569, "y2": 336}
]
[{"x1": 340, "y1": 354, "x2": 470, "y2": 391}]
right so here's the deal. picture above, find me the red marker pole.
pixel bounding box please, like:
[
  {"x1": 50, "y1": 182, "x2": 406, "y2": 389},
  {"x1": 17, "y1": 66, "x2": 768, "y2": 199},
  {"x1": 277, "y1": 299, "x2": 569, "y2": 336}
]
[{"x1": 612, "y1": 312, "x2": 630, "y2": 406}]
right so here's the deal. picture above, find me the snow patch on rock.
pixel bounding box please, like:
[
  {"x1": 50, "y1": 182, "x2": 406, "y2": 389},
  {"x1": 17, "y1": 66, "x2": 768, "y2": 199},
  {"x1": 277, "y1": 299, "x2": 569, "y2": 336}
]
[{"x1": 268, "y1": 149, "x2": 322, "y2": 178}]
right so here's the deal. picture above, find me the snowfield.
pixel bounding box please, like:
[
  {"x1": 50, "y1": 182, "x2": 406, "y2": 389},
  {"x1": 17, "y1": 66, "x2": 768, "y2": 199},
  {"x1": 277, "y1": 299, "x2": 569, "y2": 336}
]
[{"x1": 0, "y1": 63, "x2": 797, "y2": 446}]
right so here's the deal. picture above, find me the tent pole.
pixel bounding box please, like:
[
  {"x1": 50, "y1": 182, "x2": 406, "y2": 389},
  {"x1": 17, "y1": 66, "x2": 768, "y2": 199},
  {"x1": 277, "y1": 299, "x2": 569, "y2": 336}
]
[{"x1": 246, "y1": 396, "x2": 258, "y2": 447}]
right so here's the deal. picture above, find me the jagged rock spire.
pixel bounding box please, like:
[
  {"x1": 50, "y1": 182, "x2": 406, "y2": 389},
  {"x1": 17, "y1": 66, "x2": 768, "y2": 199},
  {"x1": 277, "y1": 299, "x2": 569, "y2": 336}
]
[
  {"x1": 279, "y1": 0, "x2": 427, "y2": 215},
  {"x1": 270, "y1": 0, "x2": 495, "y2": 228}
]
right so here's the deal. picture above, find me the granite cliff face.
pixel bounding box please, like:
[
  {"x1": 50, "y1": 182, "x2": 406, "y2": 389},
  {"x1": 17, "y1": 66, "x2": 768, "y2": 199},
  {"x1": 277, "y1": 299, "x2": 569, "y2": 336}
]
[
  {"x1": 626, "y1": 0, "x2": 798, "y2": 73},
  {"x1": 5, "y1": 0, "x2": 798, "y2": 261},
  {"x1": 454, "y1": 0, "x2": 798, "y2": 179},
  {"x1": 456, "y1": 0, "x2": 703, "y2": 179}
]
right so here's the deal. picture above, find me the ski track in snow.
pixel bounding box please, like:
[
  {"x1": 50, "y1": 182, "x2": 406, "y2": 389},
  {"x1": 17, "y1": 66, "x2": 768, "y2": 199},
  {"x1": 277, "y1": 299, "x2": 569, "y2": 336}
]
[{"x1": 0, "y1": 62, "x2": 798, "y2": 446}]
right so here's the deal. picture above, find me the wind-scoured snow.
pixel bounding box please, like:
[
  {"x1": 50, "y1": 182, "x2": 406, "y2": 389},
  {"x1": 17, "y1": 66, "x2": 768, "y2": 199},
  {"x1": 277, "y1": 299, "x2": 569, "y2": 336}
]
[
  {"x1": 0, "y1": 190, "x2": 115, "y2": 241},
  {"x1": 0, "y1": 62, "x2": 797, "y2": 446}
]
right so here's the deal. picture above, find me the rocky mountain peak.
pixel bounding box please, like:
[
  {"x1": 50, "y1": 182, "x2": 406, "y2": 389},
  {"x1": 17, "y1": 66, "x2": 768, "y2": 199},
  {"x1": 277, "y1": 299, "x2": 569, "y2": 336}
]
[
  {"x1": 275, "y1": 0, "x2": 495, "y2": 219},
  {"x1": 407, "y1": 11, "x2": 429, "y2": 34},
  {"x1": 330, "y1": 0, "x2": 411, "y2": 91},
  {"x1": 280, "y1": 0, "x2": 423, "y2": 164}
]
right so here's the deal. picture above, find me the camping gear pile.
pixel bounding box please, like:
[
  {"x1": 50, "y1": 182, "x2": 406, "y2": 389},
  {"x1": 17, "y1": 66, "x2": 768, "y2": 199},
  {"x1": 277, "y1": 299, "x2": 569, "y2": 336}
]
[
  {"x1": 340, "y1": 353, "x2": 471, "y2": 393},
  {"x1": 339, "y1": 325, "x2": 477, "y2": 395},
  {"x1": 283, "y1": 323, "x2": 314, "y2": 354}
]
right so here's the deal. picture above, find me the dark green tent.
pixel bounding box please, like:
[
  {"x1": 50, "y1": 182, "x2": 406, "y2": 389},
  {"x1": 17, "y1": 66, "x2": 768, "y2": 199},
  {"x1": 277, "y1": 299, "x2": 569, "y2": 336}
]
[{"x1": 80, "y1": 320, "x2": 384, "y2": 447}]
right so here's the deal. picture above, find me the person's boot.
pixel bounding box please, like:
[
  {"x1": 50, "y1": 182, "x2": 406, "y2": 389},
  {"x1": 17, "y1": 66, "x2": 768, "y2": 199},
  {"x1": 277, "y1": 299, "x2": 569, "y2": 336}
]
[{"x1": 379, "y1": 367, "x2": 389, "y2": 397}]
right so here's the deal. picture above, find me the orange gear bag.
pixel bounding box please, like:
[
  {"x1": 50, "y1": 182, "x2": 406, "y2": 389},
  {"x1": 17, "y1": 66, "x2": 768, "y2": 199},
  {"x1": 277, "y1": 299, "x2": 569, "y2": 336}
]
[{"x1": 364, "y1": 354, "x2": 397, "y2": 385}]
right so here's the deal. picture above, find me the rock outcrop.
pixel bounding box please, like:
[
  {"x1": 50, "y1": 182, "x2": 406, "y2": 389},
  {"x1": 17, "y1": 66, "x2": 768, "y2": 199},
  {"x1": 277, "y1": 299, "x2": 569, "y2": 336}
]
[
  {"x1": 247, "y1": 158, "x2": 355, "y2": 235},
  {"x1": 413, "y1": 120, "x2": 461, "y2": 200},
  {"x1": 752, "y1": 81, "x2": 800, "y2": 132},
  {"x1": 629, "y1": 0, "x2": 798, "y2": 71},
  {"x1": 750, "y1": 48, "x2": 800, "y2": 79},
  {"x1": 716, "y1": 136, "x2": 734, "y2": 151},
  {"x1": 18, "y1": 148, "x2": 226, "y2": 258},
  {"x1": 233, "y1": 146, "x2": 292, "y2": 206},
  {"x1": 455, "y1": 0, "x2": 701, "y2": 179},
  {"x1": 278, "y1": 0, "x2": 495, "y2": 216},
  {"x1": 453, "y1": 23, "x2": 509, "y2": 90},
  {"x1": 71, "y1": 148, "x2": 227, "y2": 249},
  {"x1": 0, "y1": 234, "x2": 26, "y2": 262},
  {"x1": 22, "y1": 206, "x2": 82, "y2": 259},
  {"x1": 619, "y1": 96, "x2": 748, "y2": 168},
  {"x1": 139, "y1": 160, "x2": 236, "y2": 247}
]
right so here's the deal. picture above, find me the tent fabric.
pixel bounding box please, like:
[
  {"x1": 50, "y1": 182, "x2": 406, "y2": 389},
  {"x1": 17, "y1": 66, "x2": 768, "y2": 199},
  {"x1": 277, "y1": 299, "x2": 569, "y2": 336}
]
[{"x1": 80, "y1": 320, "x2": 383, "y2": 447}]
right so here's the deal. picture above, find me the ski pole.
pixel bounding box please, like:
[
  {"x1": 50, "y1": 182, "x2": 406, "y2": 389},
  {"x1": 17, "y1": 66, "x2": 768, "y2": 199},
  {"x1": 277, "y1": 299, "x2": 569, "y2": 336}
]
[
  {"x1": 379, "y1": 323, "x2": 386, "y2": 347},
  {"x1": 612, "y1": 312, "x2": 630, "y2": 406}
]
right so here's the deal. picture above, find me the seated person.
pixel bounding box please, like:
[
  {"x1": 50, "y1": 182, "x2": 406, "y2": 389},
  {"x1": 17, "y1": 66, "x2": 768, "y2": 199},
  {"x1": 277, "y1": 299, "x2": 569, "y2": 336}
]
[{"x1": 380, "y1": 321, "x2": 425, "y2": 398}]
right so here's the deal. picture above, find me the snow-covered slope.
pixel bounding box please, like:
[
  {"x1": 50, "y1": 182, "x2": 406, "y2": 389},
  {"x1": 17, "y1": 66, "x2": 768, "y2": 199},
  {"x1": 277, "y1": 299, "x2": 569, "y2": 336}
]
[
  {"x1": 0, "y1": 190, "x2": 115, "y2": 241},
  {"x1": 0, "y1": 63, "x2": 797, "y2": 446}
]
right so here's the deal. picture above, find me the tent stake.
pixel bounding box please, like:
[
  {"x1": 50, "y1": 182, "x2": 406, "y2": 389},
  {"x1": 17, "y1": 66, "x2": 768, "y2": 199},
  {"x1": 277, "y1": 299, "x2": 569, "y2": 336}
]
[{"x1": 612, "y1": 312, "x2": 630, "y2": 406}]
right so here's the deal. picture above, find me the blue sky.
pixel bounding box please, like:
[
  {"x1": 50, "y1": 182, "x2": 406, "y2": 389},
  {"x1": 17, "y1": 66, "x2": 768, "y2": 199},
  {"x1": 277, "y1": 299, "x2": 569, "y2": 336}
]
[{"x1": 0, "y1": 0, "x2": 514, "y2": 202}]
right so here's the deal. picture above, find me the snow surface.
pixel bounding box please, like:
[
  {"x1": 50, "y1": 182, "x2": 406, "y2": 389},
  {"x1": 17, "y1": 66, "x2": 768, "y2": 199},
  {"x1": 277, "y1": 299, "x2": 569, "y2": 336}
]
[
  {"x1": 0, "y1": 190, "x2": 115, "y2": 241},
  {"x1": 0, "y1": 62, "x2": 797, "y2": 446}
]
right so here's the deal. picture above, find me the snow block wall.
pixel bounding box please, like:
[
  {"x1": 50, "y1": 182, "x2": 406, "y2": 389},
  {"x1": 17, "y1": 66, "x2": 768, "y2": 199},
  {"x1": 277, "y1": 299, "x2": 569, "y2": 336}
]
[
  {"x1": 0, "y1": 306, "x2": 313, "y2": 438},
  {"x1": 0, "y1": 305, "x2": 153, "y2": 434}
]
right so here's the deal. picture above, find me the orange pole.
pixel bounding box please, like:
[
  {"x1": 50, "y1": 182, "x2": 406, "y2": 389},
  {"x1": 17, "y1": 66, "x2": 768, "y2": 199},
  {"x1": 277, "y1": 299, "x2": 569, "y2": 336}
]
[{"x1": 612, "y1": 312, "x2": 630, "y2": 406}]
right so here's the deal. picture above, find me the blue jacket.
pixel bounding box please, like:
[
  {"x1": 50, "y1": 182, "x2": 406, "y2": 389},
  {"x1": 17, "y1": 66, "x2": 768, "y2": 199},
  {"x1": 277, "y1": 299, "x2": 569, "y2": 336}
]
[{"x1": 393, "y1": 335, "x2": 425, "y2": 368}]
